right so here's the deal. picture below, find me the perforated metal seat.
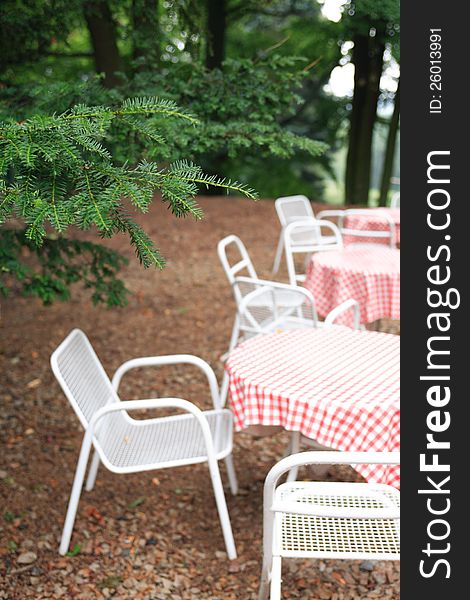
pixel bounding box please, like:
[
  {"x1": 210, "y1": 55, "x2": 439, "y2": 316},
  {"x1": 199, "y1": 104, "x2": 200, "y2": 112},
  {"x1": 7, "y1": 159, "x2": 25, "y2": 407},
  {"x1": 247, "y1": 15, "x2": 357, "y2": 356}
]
[
  {"x1": 94, "y1": 409, "x2": 233, "y2": 472},
  {"x1": 276, "y1": 482, "x2": 400, "y2": 559},
  {"x1": 51, "y1": 329, "x2": 238, "y2": 560}
]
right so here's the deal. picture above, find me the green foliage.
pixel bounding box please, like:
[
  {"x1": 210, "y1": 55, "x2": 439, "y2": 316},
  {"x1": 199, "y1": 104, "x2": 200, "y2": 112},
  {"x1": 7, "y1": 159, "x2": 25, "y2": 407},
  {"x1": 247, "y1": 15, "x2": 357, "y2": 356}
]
[
  {"x1": 0, "y1": 229, "x2": 129, "y2": 306},
  {"x1": 342, "y1": 0, "x2": 400, "y2": 45},
  {"x1": 0, "y1": 55, "x2": 326, "y2": 165},
  {"x1": 0, "y1": 56, "x2": 328, "y2": 180},
  {"x1": 0, "y1": 96, "x2": 258, "y2": 304},
  {"x1": 0, "y1": 0, "x2": 81, "y2": 77},
  {"x1": 147, "y1": 56, "x2": 327, "y2": 163}
]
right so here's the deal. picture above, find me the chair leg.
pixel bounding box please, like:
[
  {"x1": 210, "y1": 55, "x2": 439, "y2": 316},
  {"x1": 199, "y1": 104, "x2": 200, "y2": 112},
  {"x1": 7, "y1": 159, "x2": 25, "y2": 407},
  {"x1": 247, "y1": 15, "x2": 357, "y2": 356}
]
[
  {"x1": 258, "y1": 558, "x2": 272, "y2": 600},
  {"x1": 286, "y1": 431, "x2": 301, "y2": 482},
  {"x1": 59, "y1": 435, "x2": 93, "y2": 555},
  {"x1": 220, "y1": 372, "x2": 230, "y2": 408},
  {"x1": 220, "y1": 316, "x2": 240, "y2": 407},
  {"x1": 224, "y1": 454, "x2": 238, "y2": 496},
  {"x1": 272, "y1": 232, "x2": 284, "y2": 275},
  {"x1": 85, "y1": 450, "x2": 101, "y2": 492},
  {"x1": 207, "y1": 456, "x2": 237, "y2": 560},
  {"x1": 270, "y1": 556, "x2": 282, "y2": 600}
]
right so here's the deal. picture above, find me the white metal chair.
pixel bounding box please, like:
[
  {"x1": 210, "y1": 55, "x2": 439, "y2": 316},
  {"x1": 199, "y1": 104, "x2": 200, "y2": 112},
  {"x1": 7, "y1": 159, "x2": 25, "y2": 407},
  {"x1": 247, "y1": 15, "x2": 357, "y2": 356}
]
[
  {"x1": 217, "y1": 236, "x2": 359, "y2": 404},
  {"x1": 284, "y1": 219, "x2": 343, "y2": 286},
  {"x1": 217, "y1": 234, "x2": 359, "y2": 404},
  {"x1": 217, "y1": 234, "x2": 261, "y2": 368},
  {"x1": 259, "y1": 451, "x2": 400, "y2": 600},
  {"x1": 272, "y1": 195, "x2": 314, "y2": 275},
  {"x1": 316, "y1": 209, "x2": 395, "y2": 248},
  {"x1": 51, "y1": 329, "x2": 238, "y2": 559},
  {"x1": 390, "y1": 192, "x2": 400, "y2": 208},
  {"x1": 218, "y1": 235, "x2": 313, "y2": 404}
]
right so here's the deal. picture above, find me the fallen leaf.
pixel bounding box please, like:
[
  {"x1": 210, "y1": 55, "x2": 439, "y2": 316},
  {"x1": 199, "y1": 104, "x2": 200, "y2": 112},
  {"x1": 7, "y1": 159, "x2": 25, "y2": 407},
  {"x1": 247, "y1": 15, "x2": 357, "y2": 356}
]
[
  {"x1": 332, "y1": 571, "x2": 347, "y2": 586},
  {"x1": 17, "y1": 551, "x2": 37, "y2": 564},
  {"x1": 84, "y1": 505, "x2": 104, "y2": 524},
  {"x1": 26, "y1": 379, "x2": 41, "y2": 389}
]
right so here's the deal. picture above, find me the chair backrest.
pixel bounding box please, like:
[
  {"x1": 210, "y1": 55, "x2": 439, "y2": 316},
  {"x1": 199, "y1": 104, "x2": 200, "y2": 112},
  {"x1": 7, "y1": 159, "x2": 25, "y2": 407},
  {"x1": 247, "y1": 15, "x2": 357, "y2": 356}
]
[
  {"x1": 342, "y1": 209, "x2": 395, "y2": 248},
  {"x1": 275, "y1": 195, "x2": 314, "y2": 228},
  {"x1": 284, "y1": 219, "x2": 343, "y2": 285},
  {"x1": 217, "y1": 235, "x2": 258, "y2": 303},
  {"x1": 51, "y1": 329, "x2": 119, "y2": 429},
  {"x1": 317, "y1": 209, "x2": 395, "y2": 248},
  {"x1": 390, "y1": 192, "x2": 400, "y2": 208},
  {"x1": 237, "y1": 283, "x2": 318, "y2": 337}
]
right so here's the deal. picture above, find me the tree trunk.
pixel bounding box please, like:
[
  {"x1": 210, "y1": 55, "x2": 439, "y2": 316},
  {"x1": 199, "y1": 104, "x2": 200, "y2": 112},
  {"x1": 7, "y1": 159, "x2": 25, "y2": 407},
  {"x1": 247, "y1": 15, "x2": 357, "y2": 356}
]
[
  {"x1": 206, "y1": 0, "x2": 226, "y2": 70},
  {"x1": 132, "y1": 0, "x2": 159, "y2": 65},
  {"x1": 84, "y1": 0, "x2": 122, "y2": 88},
  {"x1": 345, "y1": 33, "x2": 385, "y2": 205},
  {"x1": 379, "y1": 78, "x2": 400, "y2": 207}
]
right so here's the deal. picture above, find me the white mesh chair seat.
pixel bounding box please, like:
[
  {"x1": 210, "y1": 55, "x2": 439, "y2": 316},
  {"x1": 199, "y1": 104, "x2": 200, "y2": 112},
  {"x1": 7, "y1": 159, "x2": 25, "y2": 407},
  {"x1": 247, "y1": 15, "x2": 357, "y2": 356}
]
[
  {"x1": 259, "y1": 451, "x2": 400, "y2": 600},
  {"x1": 275, "y1": 481, "x2": 400, "y2": 559},
  {"x1": 51, "y1": 329, "x2": 238, "y2": 560},
  {"x1": 95, "y1": 409, "x2": 233, "y2": 472}
]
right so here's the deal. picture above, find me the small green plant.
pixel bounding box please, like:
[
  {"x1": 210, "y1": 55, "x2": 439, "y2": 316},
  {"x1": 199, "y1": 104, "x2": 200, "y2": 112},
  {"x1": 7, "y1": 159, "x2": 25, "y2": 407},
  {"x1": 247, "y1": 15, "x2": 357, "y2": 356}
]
[
  {"x1": 3, "y1": 511, "x2": 15, "y2": 522},
  {"x1": 128, "y1": 496, "x2": 145, "y2": 509},
  {"x1": 65, "y1": 543, "x2": 81, "y2": 557}
]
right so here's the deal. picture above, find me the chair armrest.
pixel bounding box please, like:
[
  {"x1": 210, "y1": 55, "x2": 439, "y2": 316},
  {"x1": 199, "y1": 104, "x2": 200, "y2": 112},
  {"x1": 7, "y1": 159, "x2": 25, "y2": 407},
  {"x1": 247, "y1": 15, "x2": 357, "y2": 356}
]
[
  {"x1": 343, "y1": 209, "x2": 396, "y2": 247},
  {"x1": 233, "y1": 276, "x2": 314, "y2": 298},
  {"x1": 271, "y1": 501, "x2": 399, "y2": 520},
  {"x1": 324, "y1": 298, "x2": 360, "y2": 330},
  {"x1": 89, "y1": 397, "x2": 211, "y2": 429},
  {"x1": 265, "y1": 451, "x2": 399, "y2": 500},
  {"x1": 271, "y1": 485, "x2": 399, "y2": 519},
  {"x1": 271, "y1": 502, "x2": 400, "y2": 519},
  {"x1": 233, "y1": 275, "x2": 286, "y2": 289},
  {"x1": 111, "y1": 355, "x2": 221, "y2": 410},
  {"x1": 316, "y1": 209, "x2": 345, "y2": 219}
]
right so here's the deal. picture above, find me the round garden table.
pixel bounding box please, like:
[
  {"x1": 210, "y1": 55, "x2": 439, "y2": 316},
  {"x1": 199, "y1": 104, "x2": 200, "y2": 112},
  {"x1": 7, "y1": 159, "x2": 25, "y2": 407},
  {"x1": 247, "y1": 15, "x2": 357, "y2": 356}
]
[
  {"x1": 304, "y1": 246, "x2": 400, "y2": 327},
  {"x1": 226, "y1": 327, "x2": 400, "y2": 486},
  {"x1": 343, "y1": 208, "x2": 400, "y2": 246}
]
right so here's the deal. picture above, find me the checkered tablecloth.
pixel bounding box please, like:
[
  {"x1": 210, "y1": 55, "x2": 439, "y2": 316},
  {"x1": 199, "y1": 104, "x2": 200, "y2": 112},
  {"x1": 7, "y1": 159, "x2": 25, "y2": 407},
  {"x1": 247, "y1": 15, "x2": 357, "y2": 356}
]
[
  {"x1": 304, "y1": 246, "x2": 400, "y2": 326},
  {"x1": 343, "y1": 208, "x2": 400, "y2": 246},
  {"x1": 226, "y1": 328, "x2": 400, "y2": 487}
]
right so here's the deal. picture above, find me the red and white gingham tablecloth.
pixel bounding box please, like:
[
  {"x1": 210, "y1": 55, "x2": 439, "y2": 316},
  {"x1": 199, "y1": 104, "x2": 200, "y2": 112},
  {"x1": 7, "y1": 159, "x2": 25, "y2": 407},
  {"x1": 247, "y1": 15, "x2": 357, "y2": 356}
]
[
  {"x1": 343, "y1": 208, "x2": 400, "y2": 246},
  {"x1": 226, "y1": 328, "x2": 400, "y2": 487},
  {"x1": 304, "y1": 246, "x2": 400, "y2": 326}
]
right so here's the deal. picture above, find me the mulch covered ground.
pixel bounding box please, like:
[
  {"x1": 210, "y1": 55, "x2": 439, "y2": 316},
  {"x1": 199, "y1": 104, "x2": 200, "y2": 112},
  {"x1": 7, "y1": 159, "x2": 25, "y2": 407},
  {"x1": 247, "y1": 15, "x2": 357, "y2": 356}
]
[{"x1": 0, "y1": 196, "x2": 399, "y2": 599}]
